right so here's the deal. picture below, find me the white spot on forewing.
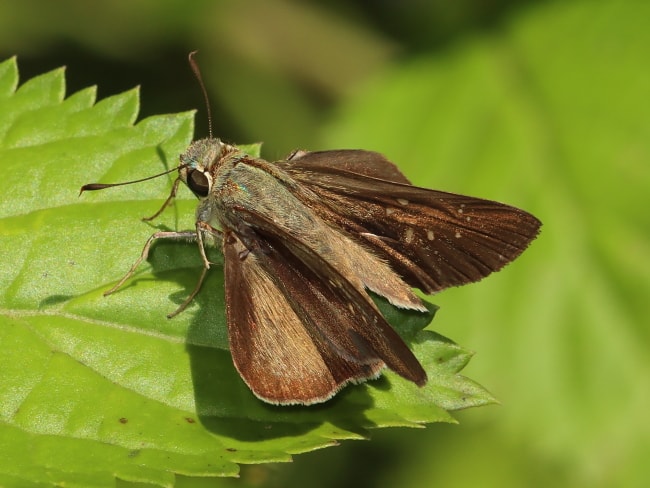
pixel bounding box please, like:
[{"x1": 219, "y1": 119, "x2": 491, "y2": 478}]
[
  {"x1": 397, "y1": 198, "x2": 409, "y2": 206},
  {"x1": 386, "y1": 207, "x2": 396, "y2": 216},
  {"x1": 455, "y1": 231, "x2": 461, "y2": 238},
  {"x1": 427, "y1": 230, "x2": 435, "y2": 241},
  {"x1": 404, "y1": 227, "x2": 415, "y2": 243}
]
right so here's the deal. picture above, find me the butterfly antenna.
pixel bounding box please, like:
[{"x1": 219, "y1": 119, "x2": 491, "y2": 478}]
[
  {"x1": 79, "y1": 165, "x2": 186, "y2": 195},
  {"x1": 188, "y1": 50, "x2": 213, "y2": 139}
]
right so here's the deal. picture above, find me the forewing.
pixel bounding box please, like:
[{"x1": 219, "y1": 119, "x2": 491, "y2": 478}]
[
  {"x1": 278, "y1": 153, "x2": 541, "y2": 294},
  {"x1": 284, "y1": 149, "x2": 412, "y2": 184},
  {"x1": 223, "y1": 228, "x2": 425, "y2": 405}
]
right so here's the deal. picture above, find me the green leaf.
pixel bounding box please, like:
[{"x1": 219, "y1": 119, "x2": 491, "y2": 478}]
[
  {"x1": 237, "y1": 142, "x2": 262, "y2": 158},
  {"x1": 0, "y1": 57, "x2": 493, "y2": 486}
]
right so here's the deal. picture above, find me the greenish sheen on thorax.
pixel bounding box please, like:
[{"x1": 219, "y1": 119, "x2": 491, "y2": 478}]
[{"x1": 183, "y1": 138, "x2": 320, "y2": 239}]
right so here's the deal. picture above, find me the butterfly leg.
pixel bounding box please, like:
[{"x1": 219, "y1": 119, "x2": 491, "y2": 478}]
[
  {"x1": 142, "y1": 177, "x2": 182, "y2": 222},
  {"x1": 166, "y1": 220, "x2": 223, "y2": 318},
  {"x1": 104, "y1": 230, "x2": 199, "y2": 298}
]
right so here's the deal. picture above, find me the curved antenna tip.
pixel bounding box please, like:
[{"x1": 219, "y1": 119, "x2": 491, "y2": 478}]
[{"x1": 188, "y1": 51, "x2": 213, "y2": 138}]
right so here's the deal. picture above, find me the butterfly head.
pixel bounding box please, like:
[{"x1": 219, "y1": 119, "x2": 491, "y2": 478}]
[{"x1": 179, "y1": 137, "x2": 235, "y2": 198}]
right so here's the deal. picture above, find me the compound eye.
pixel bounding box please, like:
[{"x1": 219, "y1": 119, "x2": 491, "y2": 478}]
[{"x1": 186, "y1": 169, "x2": 210, "y2": 197}]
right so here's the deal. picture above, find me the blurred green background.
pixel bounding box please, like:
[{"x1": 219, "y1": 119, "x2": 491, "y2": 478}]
[{"x1": 2, "y1": 0, "x2": 648, "y2": 487}]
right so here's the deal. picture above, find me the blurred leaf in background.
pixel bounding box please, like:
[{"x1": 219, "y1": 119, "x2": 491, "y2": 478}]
[{"x1": 0, "y1": 0, "x2": 648, "y2": 487}]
